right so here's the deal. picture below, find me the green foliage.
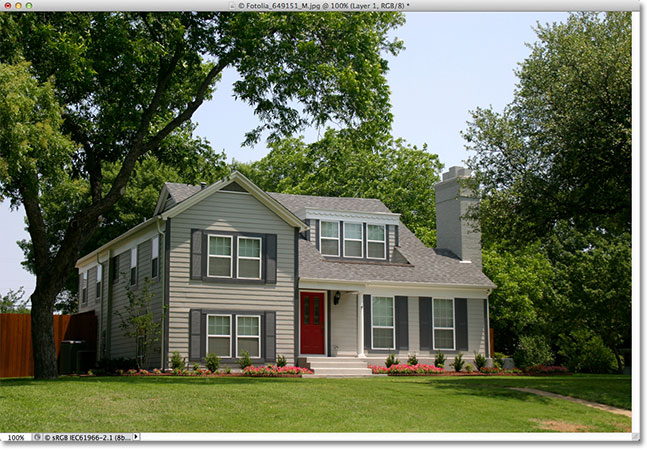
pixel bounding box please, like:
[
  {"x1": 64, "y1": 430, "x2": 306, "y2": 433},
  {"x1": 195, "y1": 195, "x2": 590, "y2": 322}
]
[
  {"x1": 240, "y1": 129, "x2": 443, "y2": 247},
  {"x1": 450, "y1": 353, "x2": 464, "y2": 372},
  {"x1": 0, "y1": 287, "x2": 29, "y2": 313},
  {"x1": 558, "y1": 330, "x2": 619, "y2": 374},
  {"x1": 116, "y1": 279, "x2": 164, "y2": 370},
  {"x1": 276, "y1": 354, "x2": 287, "y2": 368},
  {"x1": 464, "y1": 12, "x2": 631, "y2": 242},
  {"x1": 513, "y1": 335, "x2": 554, "y2": 370},
  {"x1": 170, "y1": 352, "x2": 185, "y2": 371},
  {"x1": 473, "y1": 353, "x2": 486, "y2": 371},
  {"x1": 434, "y1": 351, "x2": 445, "y2": 368},
  {"x1": 407, "y1": 353, "x2": 418, "y2": 366},
  {"x1": 465, "y1": 364, "x2": 473, "y2": 373},
  {"x1": 204, "y1": 353, "x2": 221, "y2": 373},
  {"x1": 95, "y1": 357, "x2": 138, "y2": 375},
  {"x1": 493, "y1": 352, "x2": 507, "y2": 370},
  {"x1": 385, "y1": 354, "x2": 400, "y2": 368},
  {"x1": 193, "y1": 363, "x2": 200, "y2": 372},
  {"x1": 237, "y1": 350, "x2": 253, "y2": 370}
]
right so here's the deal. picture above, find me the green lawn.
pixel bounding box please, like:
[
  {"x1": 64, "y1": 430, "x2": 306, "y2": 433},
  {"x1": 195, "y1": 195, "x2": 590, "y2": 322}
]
[{"x1": 0, "y1": 375, "x2": 631, "y2": 433}]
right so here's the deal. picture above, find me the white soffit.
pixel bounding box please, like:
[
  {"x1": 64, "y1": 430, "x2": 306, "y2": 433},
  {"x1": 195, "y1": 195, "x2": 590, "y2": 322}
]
[{"x1": 303, "y1": 208, "x2": 401, "y2": 226}]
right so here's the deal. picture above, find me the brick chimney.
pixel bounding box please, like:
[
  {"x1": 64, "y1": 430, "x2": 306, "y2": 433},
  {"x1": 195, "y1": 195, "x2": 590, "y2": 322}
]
[{"x1": 434, "y1": 166, "x2": 482, "y2": 269}]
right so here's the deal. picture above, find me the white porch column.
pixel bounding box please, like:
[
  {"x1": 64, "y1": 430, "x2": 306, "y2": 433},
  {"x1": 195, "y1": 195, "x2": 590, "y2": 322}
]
[{"x1": 357, "y1": 292, "x2": 365, "y2": 357}]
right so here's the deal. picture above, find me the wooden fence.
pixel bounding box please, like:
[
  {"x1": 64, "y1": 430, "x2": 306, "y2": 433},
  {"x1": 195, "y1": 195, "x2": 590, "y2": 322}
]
[{"x1": 0, "y1": 312, "x2": 97, "y2": 378}]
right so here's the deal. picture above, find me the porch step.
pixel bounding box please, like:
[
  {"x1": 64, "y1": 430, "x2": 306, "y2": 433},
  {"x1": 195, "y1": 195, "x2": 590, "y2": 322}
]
[{"x1": 299, "y1": 356, "x2": 373, "y2": 377}]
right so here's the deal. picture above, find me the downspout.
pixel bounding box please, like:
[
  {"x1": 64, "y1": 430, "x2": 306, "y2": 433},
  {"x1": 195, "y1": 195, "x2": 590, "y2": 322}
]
[
  {"x1": 156, "y1": 217, "x2": 167, "y2": 370},
  {"x1": 106, "y1": 248, "x2": 114, "y2": 359},
  {"x1": 96, "y1": 253, "x2": 103, "y2": 362}
]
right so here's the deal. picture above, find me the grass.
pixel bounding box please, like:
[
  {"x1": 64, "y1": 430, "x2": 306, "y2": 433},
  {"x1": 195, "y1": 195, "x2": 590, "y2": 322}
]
[{"x1": 0, "y1": 375, "x2": 631, "y2": 433}]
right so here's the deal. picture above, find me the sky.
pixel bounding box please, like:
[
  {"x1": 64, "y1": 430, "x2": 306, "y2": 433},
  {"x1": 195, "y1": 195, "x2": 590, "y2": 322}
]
[{"x1": 0, "y1": 11, "x2": 570, "y2": 298}]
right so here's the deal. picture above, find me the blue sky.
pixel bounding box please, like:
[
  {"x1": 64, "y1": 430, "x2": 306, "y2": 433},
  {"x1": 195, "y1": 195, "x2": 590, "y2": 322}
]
[{"x1": 0, "y1": 11, "x2": 569, "y2": 298}]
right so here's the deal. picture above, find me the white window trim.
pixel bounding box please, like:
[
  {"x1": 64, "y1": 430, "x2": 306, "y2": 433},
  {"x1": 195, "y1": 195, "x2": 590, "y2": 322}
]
[
  {"x1": 81, "y1": 271, "x2": 88, "y2": 304},
  {"x1": 206, "y1": 314, "x2": 232, "y2": 358},
  {"x1": 319, "y1": 220, "x2": 340, "y2": 257},
  {"x1": 367, "y1": 224, "x2": 386, "y2": 260},
  {"x1": 432, "y1": 298, "x2": 456, "y2": 351},
  {"x1": 207, "y1": 235, "x2": 233, "y2": 279},
  {"x1": 96, "y1": 265, "x2": 102, "y2": 299},
  {"x1": 343, "y1": 222, "x2": 363, "y2": 258},
  {"x1": 130, "y1": 247, "x2": 138, "y2": 286},
  {"x1": 371, "y1": 296, "x2": 395, "y2": 350},
  {"x1": 151, "y1": 235, "x2": 160, "y2": 279},
  {"x1": 236, "y1": 314, "x2": 262, "y2": 359},
  {"x1": 237, "y1": 236, "x2": 262, "y2": 280}
]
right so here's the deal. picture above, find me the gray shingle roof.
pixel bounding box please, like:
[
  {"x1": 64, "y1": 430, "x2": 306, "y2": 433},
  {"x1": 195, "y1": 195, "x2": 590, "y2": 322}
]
[
  {"x1": 269, "y1": 192, "x2": 391, "y2": 213},
  {"x1": 163, "y1": 183, "x2": 202, "y2": 211}
]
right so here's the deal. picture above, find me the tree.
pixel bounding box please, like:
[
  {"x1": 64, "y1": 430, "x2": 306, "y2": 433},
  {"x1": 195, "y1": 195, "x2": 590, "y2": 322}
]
[
  {"x1": 239, "y1": 129, "x2": 443, "y2": 246},
  {"x1": 463, "y1": 12, "x2": 631, "y2": 243},
  {"x1": 0, "y1": 287, "x2": 30, "y2": 314},
  {"x1": 0, "y1": 12, "x2": 404, "y2": 379}
]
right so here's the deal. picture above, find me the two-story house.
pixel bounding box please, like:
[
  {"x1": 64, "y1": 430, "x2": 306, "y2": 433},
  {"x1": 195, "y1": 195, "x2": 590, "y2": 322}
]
[{"x1": 76, "y1": 167, "x2": 494, "y2": 375}]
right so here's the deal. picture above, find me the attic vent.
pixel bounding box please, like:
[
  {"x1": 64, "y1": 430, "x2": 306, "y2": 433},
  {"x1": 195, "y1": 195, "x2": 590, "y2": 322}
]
[
  {"x1": 200, "y1": 182, "x2": 207, "y2": 190},
  {"x1": 221, "y1": 181, "x2": 248, "y2": 193}
]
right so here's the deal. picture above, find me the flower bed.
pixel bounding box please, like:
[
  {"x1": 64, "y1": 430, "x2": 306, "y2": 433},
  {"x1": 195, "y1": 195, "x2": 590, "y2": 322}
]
[
  {"x1": 524, "y1": 365, "x2": 570, "y2": 376},
  {"x1": 242, "y1": 365, "x2": 313, "y2": 377},
  {"x1": 369, "y1": 363, "x2": 443, "y2": 375}
]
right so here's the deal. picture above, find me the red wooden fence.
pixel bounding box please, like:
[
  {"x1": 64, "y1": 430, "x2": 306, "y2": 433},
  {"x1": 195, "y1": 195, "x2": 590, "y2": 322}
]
[{"x1": 0, "y1": 312, "x2": 96, "y2": 377}]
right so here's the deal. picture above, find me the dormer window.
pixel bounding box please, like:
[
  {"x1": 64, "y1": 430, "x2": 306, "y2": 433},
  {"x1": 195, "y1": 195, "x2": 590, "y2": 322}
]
[
  {"x1": 367, "y1": 224, "x2": 386, "y2": 260},
  {"x1": 343, "y1": 222, "x2": 363, "y2": 258},
  {"x1": 320, "y1": 221, "x2": 340, "y2": 256}
]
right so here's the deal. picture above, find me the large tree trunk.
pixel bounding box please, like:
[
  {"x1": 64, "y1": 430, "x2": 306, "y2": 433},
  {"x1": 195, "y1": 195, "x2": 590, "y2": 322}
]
[{"x1": 31, "y1": 286, "x2": 58, "y2": 379}]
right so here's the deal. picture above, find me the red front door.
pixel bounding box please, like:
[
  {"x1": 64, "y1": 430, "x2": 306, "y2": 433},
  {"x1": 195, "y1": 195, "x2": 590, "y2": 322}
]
[{"x1": 300, "y1": 292, "x2": 325, "y2": 354}]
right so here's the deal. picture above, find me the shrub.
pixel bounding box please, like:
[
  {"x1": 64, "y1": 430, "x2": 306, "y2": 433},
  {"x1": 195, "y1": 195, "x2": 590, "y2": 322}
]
[
  {"x1": 203, "y1": 353, "x2": 221, "y2": 373},
  {"x1": 513, "y1": 335, "x2": 554, "y2": 370},
  {"x1": 450, "y1": 352, "x2": 465, "y2": 372},
  {"x1": 558, "y1": 331, "x2": 619, "y2": 374},
  {"x1": 276, "y1": 354, "x2": 287, "y2": 368},
  {"x1": 473, "y1": 352, "x2": 486, "y2": 371},
  {"x1": 407, "y1": 353, "x2": 419, "y2": 366},
  {"x1": 385, "y1": 353, "x2": 400, "y2": 368},
  {"x1": 193, "y1": 363, "x2": 200, "y2": 372},
  {"x1": 96, "y1": 357, "x2": 137, "y2": 375},
  {"x1": 169, "y1": 351, "x2": 185, "y2": 370},
  {"x1": 243, "y1": 365, "x2": 313, "y2": 377},
  {"x1": 493, "y1": 352, "x2": 507, "y2": 369},
  {"x1": 525, "y1": 365, "x2": 570, "y2": 376},
  {"x1": 225, "y1": 367, "x2": 231, "y2": 374},
  {"x1": 465, "y1": 363, "x2": 473, "y2": 373},
  {"x1": 480, "y1": 366, "x2": 502, "y2": 374},
  {"x1": 434, "y1": 351, "x2": 445, "y2": 368},
  {"x1": 238, "y1": 350, "x2": 253, "y2": 369}
]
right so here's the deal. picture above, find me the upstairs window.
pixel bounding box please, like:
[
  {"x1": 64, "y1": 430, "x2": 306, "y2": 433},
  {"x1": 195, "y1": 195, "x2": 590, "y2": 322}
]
[
  {"x1": 367, "y1": 224, "x2": 386, "y2": 259},
  {"x1": 208, "y1": 235, "x2": 233, "y2": 278},
  {"x1": 237, "y1": 237, "x2": 262, "y2": 279},
  {"x1": 130, "y1": 247, "x2": 138, "y2": 286},
  {"x1": 95, "y1": 265, "x2": 102, "y2": 300},
  {"x1": 320, "y1": 221, "x2": 340, "y2": 256},
  {"x1": 81, "y1": 271, "x2": 88, "y2": 305},
  {"x1": 151, "y1": 236, "x2": 160, "y2": 279},
  {"x1": 343, "y1": 222, "x2": 363, "y2": 258}
]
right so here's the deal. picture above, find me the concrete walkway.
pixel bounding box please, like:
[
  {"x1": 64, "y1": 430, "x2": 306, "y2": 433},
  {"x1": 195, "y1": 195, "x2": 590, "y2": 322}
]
[{"x1": 509, "y1": 387, "x2": 632, "y2": 418}]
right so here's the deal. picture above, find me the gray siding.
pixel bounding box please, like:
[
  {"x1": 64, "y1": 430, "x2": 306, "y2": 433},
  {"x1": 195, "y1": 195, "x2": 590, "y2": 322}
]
[
  {"x1": 108, "y1": 236, "x2": 164, "y2": 368},
  {"x1": 407, "y1": 296, "x2": 420, "y2": 352},
  {"x1": 330, "y1": 292, "x2": 357, "y2": 356},
  {"x1": 467, "y1": 298, "x2": 486, "y2": 356},
  {"x1": 167, "y1": 191, "x2": 296, "y2": 365}
]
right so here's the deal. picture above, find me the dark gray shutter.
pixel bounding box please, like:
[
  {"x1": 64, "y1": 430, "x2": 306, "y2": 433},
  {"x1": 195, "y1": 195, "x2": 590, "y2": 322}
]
[
  {"x1": 190, "y1": 229, "x2": 202, "y2": 280},
  {"x1": 264, "y1": 312, "x2": 276, "y2": 362},
  {"x1": 339, "y1": 221, "x2": 344, "y2": 257},
  {"x1": 455, "y1": 298, "x2": 468, "y2": 351},
  {"x1": 189, "y1": 309, "x2": 202, "y2": 361},
  {"x1": 419, "y1": 297, "x2": 432, "y2": 350},
  {"x1": 315, "y1": 220, "x2": 320, "y2": 250},
  {"x1": 386, "y1": 225, "x2": 390, "y2": 261},
  {"x1": 364, "y1": 294, "x2": 371, "y2": 350},
  {"x1": 265, "y1": 234, "x2": 277, "y2": 284},
  {"x1": 395, "y1": 296, "x2": 409, "y2": 350}
]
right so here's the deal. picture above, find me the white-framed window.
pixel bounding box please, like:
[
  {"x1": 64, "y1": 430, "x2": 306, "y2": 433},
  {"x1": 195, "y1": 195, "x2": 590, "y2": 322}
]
[
  {"x1": 207, "y1": 314, "x2": 232, "y2": 358},
  {"x1": 151, "y1": 235, "x2": 159, "y2": 279},
  {"x1": 95, "y1": 265, "x2": 102, "y2": 299},
  {"x1": 130, "y1": 247, "x2": 138, "y2": 286},
  {"x1": 320, "y1": 221, "x2": 340, "y2": 256},
  {"x1": 237, "y1": 236, "x2": 262, "y2": 279},
  {"x1": 81, "y1": 271, "x2": 88, "y2": 304},
  {"x1": 207, "y1": 235, "x2": 233, "y2": 278},
  {"x1": 367, "y1": 224, "x2": 386, "y2": 259},
  {"x1": 343, "y1": 222, "x2": 363, "y2": 258},
  {"x1": 237, "y1": 315, "x2": 261, "y2": 358},
  {"x1": 433, "y1": 298, "x2": 455, "y2": 350},
  {"x1": 371, "y1": 296, "x2": 395, "y2": 350}
]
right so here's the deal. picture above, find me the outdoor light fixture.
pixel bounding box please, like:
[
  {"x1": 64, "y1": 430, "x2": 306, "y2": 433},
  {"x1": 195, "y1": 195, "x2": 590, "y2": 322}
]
[{"x1": 333, "y1": 291, "x2": 341, "y2": 305}]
